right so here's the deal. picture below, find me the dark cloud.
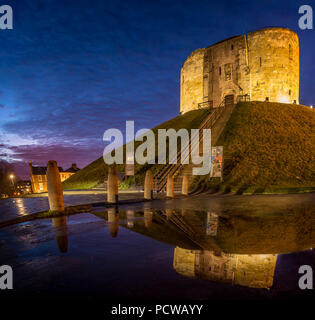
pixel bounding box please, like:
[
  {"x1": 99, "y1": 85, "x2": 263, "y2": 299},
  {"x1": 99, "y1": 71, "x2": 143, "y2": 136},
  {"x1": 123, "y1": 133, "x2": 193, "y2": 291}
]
[
  {"x1": 2, "y1": 143, "x2": 103, "y2": 179},
  {"x1": 1, "y1": 0, "x2": 314, "y2": 176}
]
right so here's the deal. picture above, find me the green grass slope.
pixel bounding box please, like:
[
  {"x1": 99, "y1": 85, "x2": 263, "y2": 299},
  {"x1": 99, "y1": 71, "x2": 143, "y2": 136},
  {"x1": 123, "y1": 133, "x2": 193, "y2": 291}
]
[
  {"x1": 215, "y1": 101, "x2": 315, "y2": 193},
  {"x1": 62, "y1": 108, "x2": 211, "y2": 190},
  {"x1": 64, "y1": 101, "x2": 315, "y2": 194}
]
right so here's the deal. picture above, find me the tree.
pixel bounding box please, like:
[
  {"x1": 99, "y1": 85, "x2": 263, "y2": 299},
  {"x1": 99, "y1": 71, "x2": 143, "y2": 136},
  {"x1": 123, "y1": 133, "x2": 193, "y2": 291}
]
[{"x1": 0, "y1": 160, "x2": 17, "y2": 197}]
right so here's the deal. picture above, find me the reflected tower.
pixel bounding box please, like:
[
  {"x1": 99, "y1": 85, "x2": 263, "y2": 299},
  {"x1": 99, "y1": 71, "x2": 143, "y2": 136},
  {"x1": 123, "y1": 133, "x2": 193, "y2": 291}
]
[{"x1": 173, "y1": 247, "x2": 277, "y2": 289}]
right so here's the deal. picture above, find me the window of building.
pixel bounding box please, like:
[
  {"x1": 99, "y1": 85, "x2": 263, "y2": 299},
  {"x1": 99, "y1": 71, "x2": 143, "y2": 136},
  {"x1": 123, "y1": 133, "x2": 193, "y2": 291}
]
[
  {"x1": 231, "y1": 44, "x2": 234, "y2": 50},
  {"x1": 259, "y1": 57, "x2": 262, "y2": 67},
  {"x1": 224, "y1": 63, "x2": 232, "y2": 81},
  {"x1": 289, "y1": 89, "x2": 291, "y2": 95},
  {"x1": 38, "y1": 175, "x2": 42, "y2": 181},
  {"x1": 39, "y1": 183, "x2": 43, "y2": 191},
  {"x1": 219, "y1": 67, "x2": 221, "y2": 76},
  {"x1": 203, "y1": 75, "x2": 208, "y2": 98}
]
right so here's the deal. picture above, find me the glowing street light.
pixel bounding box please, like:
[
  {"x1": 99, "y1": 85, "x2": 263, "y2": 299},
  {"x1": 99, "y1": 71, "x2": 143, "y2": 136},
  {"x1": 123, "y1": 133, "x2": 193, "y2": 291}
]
[{"x1": 9, "y1": 174, "x2": 15, "y2": 193}]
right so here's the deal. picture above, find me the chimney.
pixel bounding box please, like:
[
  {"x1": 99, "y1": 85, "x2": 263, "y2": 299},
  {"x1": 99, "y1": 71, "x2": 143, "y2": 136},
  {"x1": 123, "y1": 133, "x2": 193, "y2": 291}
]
[
  {"x1": 28, "y1": 161, "x2": 33, "y2": 175},
  {"x1": 72, "y1": 163, "x2": 77, "y2": 170}
]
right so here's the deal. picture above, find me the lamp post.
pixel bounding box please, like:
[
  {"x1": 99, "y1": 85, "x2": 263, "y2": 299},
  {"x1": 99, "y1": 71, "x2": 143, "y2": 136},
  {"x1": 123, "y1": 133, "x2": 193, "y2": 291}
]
[{"x1": 9, "y1": 174, "x2": 15, "y2": 194}]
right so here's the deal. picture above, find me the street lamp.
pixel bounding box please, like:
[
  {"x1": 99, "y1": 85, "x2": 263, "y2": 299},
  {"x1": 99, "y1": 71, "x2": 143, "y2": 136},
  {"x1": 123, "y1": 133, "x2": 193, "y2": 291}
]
[{"x1": 9, "y1": 174, "x2": 15, "y2": 193}]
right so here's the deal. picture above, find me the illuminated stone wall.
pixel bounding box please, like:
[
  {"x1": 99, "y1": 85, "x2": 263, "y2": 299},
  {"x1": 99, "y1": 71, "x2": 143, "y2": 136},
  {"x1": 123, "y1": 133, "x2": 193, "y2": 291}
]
[
  {"x1": 180, "y1": 27, "x2": 299, "y2": 113},
  {"x1": 180, "y1": 48, "x2": 205, "y2": 114},
  {"x1": 247, "y1": 28, "x2": 299, "y2": 104}
]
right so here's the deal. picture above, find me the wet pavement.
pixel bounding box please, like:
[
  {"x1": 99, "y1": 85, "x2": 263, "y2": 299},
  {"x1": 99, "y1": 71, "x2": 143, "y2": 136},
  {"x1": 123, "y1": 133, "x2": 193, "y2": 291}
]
[
  {"x1": 0, "y1": 192, "x2": 314, "y2": 302},
  {"x1": 0, "y1": 191, "x2": 144, "y2": 223}
]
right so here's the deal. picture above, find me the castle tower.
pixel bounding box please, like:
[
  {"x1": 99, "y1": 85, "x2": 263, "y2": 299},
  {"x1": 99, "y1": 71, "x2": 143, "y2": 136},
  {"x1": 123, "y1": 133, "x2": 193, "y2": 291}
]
[{"x1": 180, "y1": 27, "x2": 299, "y2": 113}]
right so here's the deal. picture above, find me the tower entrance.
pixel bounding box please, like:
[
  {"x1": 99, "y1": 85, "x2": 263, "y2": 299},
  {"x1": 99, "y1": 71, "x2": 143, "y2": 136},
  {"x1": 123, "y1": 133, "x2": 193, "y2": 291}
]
[{"x1": 224, "y1": 95, "x2": 234, "y2": 106}]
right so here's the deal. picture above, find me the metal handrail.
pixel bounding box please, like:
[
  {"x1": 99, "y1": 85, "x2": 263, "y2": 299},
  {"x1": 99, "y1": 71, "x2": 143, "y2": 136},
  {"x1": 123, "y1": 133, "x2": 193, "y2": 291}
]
[
  {"x1": 154, "y1": 101, "x2": 226, "y2": 192},
  {"x1": 198, "y1": 101, "x2": 213, "y2": 109},
  {"x1": 154, "y1": 108, "x2": 212, "y2": 180},
  {"x1": 155, "y1": 105, "x2": 224, "y2": 192}
]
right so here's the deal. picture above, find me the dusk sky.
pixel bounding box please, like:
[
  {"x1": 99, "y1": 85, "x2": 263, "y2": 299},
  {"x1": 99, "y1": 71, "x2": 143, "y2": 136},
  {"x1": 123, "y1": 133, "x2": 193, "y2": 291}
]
[{"x1": 0, "y1": 0, "x2": 314, "y2": 179}]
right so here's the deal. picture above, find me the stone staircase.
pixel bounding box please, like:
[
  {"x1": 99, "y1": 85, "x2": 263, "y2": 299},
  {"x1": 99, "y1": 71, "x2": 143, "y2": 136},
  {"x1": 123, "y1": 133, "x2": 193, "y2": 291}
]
[{"x1": 154, "y1": 103, "x2": 235, "y2": 194}]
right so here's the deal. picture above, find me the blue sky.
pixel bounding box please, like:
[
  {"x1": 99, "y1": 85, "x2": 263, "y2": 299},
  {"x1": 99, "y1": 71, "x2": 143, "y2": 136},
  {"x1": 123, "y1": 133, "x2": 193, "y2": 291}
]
[{"x1": 0, "y1": 0, "x2": 314, "y2": 178}]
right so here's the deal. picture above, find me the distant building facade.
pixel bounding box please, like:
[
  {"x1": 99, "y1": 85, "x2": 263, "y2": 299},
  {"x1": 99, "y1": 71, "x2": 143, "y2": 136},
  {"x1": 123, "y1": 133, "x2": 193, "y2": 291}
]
[
  {"x1": 16, "y1": 180, "x2": 32, "y2": 195},
  {"x1": 180, "y1": 27, "x2": 299, "y2": 113},
  {"x1": 29, "y1": 162, "x2": 80, "y2": 193}
]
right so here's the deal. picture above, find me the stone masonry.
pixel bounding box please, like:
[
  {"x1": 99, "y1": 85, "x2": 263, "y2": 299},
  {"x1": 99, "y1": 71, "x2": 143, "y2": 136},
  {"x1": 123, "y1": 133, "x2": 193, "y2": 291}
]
[{"x1": 180, "y1": 27, "x2": 299, "y2": 113}]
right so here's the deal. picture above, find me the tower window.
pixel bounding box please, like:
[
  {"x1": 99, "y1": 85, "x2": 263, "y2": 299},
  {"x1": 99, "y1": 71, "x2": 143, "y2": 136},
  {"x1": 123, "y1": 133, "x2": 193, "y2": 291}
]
[
  {"x1": 219, "y1": 67, "x2": 221, "y2": 76},
  {"x1": 259, "y1": 57, "x2": 262, "y2": 67},
  {"x1": 231, "y1": 44, "x2": 234, "y2": 50},
  {"x1": 289, "y1": 89, "x2": 291, "y2": 95}
]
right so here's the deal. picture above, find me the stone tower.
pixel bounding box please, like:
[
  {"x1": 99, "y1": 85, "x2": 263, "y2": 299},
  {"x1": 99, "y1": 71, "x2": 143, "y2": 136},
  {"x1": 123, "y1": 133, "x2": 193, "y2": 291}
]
[{"x1": 180, "y1": 27, "x2": 299, "y2": 113}]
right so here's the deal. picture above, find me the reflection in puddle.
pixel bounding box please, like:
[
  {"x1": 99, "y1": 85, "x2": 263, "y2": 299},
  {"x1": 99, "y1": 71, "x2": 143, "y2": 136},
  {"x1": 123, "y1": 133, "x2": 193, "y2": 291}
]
[
  {"x1": 174, "y1": 248, "x2": 277, "y2": 288},
  {"x1": 126, "y1": 210, "x2": 135, "y2": 229},
  {"x1": 108, "y1": 207, "x2": 119, "y2": 238},
  {"x1": 14, "y1": 198, "x2": 27, "y2": 216},
  {"x1": 52, "y1": 216, "x2": 68, "y2": 253},
  {"x1": 49, "y1": 206, "x2": 315, "y2": 290}
]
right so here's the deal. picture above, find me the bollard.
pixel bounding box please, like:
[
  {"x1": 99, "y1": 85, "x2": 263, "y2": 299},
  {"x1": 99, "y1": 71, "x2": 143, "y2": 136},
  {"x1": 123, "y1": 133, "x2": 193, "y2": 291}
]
[
  {"x1": 107, "y1": 166, "x2": 118, "y2": 203},
  {"x1": 182, "y1": 175, "x2": 189, "y2": 196},
  {"x1": 144, "y1": 170, "x2": 153, "y2": 200},
  {"x1": 166, "y1": 174, "x2": 174, "y2": 198},
  {"x1": 47, "y1": 160, "x2": 64, "y2": 212},
  {"x1": 108, "y1": 207, "x2": 119, "y2": 238}
]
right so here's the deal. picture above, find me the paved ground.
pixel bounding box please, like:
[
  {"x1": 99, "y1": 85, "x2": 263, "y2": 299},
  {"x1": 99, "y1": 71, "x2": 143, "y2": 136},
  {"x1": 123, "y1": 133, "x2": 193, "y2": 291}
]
[{"x1": 0, "y1": 190, "x2": 314, "y2": 224}]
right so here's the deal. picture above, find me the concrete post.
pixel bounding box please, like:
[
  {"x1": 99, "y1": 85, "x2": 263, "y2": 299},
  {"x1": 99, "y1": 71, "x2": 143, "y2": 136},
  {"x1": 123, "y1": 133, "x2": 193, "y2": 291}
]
[
  {"x1": 108, "y1": 207, "x2": 119, "y2": 238},
  {"x1": 47, "y1": 160, "x2": 64, "y2": 212},
  {"x1": 107, "y1": 166, "x2": 118, "y2": 203},
  {"x1": 166, "y1": 174, "x2": 174, "y2": 198},
  {"x1": 144, "y1": 170, "x2": 153, "y2": 200},
  {"x1": 182, "y1": 175, "x2": 189, "y2": 196}
]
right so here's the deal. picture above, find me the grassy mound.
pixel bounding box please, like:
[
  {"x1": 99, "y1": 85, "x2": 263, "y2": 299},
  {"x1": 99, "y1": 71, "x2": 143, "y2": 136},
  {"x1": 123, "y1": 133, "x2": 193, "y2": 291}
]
[
  {"x1": 62, "y1": 108, "x2": 211, "y2": 190},
  {"x1": 195, "y1": 101, "x2": 315, "y2": 193},
  {"x1": 64, "y1": 101, "x2": 315, "y2": 194}
]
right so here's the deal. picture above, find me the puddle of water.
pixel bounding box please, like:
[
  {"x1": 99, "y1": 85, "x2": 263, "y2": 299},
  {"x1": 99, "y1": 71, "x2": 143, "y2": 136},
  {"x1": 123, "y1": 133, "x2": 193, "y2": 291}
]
[{"x1": 0, "y1": 206, "x2": 314, "y2": 301}]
